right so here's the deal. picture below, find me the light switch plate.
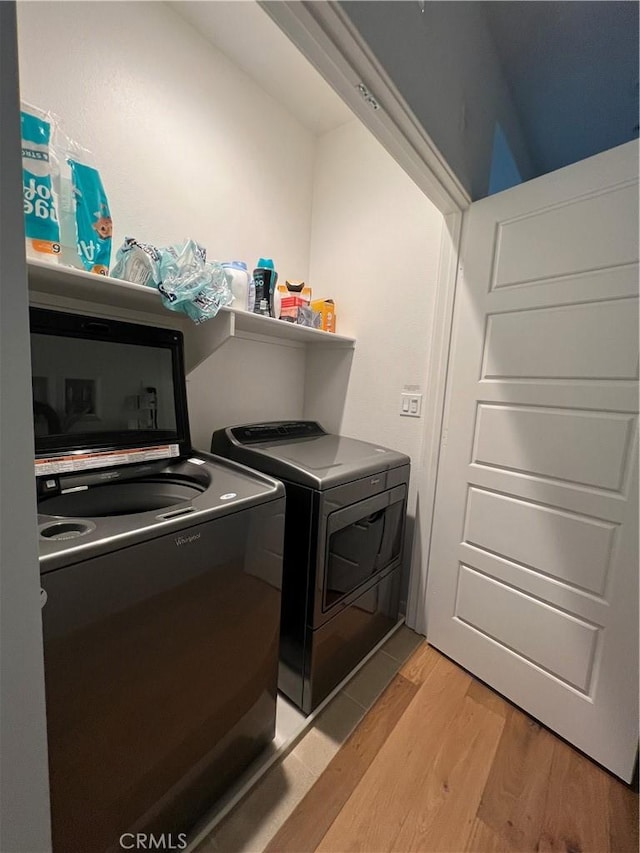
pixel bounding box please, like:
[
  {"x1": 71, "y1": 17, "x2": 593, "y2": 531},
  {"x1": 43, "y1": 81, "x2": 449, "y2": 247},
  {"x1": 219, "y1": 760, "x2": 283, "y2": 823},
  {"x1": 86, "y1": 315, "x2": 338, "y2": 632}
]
[{"x1": 400, "y1": 392, "x2": 422, "y2": 417}]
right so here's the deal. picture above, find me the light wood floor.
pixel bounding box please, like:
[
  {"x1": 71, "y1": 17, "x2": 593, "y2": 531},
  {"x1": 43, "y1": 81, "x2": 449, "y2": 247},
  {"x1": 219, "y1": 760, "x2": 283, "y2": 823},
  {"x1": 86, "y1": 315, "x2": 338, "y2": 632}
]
[{"x1": 265, "y1": 642, "x2": 639, "y2": 853}]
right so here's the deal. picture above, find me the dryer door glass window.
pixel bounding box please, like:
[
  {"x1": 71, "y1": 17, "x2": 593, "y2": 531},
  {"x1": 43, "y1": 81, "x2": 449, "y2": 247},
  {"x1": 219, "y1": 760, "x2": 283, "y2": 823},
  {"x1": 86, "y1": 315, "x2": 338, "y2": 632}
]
[{"x1": 323, "y1": 486, "x2": 405, "y2": 611}]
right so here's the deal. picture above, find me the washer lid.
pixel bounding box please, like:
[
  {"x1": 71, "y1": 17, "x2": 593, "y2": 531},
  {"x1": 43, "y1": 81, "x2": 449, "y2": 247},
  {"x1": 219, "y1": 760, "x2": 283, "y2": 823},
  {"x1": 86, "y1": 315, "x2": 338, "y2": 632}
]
[
  {"x1": 227, "y1": 423, "x2": 409, "y2": 488},
  {"x1": 37, "y1": 452, "x2": 285, "y2": 570}
]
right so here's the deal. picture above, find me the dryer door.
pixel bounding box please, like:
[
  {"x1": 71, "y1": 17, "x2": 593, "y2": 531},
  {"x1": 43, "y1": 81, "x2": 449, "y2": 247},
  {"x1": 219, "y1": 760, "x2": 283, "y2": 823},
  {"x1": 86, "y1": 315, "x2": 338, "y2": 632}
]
[{"x1": 318, "y1": 484, "x2": 406, "y2": 623}]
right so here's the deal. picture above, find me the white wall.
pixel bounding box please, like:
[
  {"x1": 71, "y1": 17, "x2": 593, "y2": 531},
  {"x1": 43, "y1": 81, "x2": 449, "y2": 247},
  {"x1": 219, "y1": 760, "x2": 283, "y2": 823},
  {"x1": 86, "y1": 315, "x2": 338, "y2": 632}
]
[
  {"x1": 16, "y1": 1, "x2": 315, "y2": 274},
  {"x1": 305, "y1": 119, "x2": 444, "y2": 612},
  {"x1": 187, "y1": 337, "x2": 307, "y2": 451},
  {"x1": 340, "y1": 1, "x2": 534, "y2": 200},
  {"x1": 0, "y1": 4, "x2": 51, "y2": 850},
  {"x1": 16, "y1": 0, "x2": 316, "y2": 437}
]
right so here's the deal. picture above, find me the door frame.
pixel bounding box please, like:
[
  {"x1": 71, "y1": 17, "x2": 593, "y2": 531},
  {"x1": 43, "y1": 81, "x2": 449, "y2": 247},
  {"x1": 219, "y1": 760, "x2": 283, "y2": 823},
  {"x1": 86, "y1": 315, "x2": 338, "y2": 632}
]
[
  {"x1": 261, "y1": 0, "x2": 467, "y2": 633},
  {"x1": 0, "y1": 2, "x2": 53, "y2": 849}
]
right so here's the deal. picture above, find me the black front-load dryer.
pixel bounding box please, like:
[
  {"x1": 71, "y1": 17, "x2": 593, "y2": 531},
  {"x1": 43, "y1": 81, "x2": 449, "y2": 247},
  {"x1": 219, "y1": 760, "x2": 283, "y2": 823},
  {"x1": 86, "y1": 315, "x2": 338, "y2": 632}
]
[{"x1": 212, "y1": 420, "x2": 410, "y2": 713}]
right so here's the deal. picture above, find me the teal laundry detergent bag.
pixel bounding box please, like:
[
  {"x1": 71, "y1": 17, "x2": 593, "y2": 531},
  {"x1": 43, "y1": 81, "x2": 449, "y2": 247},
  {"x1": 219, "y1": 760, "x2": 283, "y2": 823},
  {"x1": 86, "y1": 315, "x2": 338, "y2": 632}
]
[
  {"x1": 20, "y1": 105, "x2": 60, "y2": 261},
  {"x1": 68, "y1": 159, "x2": 112, "y2": 275},
  {"x1": 20, "y1": 104, "x2": 112, "y2": 274}
]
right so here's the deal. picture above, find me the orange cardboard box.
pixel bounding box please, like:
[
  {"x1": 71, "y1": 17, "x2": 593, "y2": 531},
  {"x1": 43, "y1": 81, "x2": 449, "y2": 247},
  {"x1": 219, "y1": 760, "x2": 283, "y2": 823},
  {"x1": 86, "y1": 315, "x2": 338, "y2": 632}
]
[{"x1": 311, "y1": 299, "x2": 336, "y2": 333}]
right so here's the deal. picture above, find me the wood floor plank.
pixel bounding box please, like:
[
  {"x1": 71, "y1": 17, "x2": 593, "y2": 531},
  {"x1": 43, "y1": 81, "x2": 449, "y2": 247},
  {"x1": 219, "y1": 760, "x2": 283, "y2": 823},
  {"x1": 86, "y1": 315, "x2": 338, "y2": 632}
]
[
  {"x1": 476, "y1": 705, "x2": 555, "y2": 851},
  {"x1": 398, "y1": 641, "x2": 441, "y2": 686},
  {"x1": 466, "y1": 678, "x2": 510, "y2": 719},
  {"x1": 219, "y1": 643, "x2": 636, "y2": 853},
  {"x1": 466, "y1": 818, "x2": 513, "y2": 852},
  {"x1": 391, "y1": 694, "x2": 504, "y2": 852},
  {"x1": 608, "y1": 775, "x2": 639, "y2": 853},
  {"x1": 314, "y1": 655, "x2": 475, "y2": 852},
  {"x1": 537, "y1": 739, "x2": 610, "y2": 853},
  {"x1": 263, "y1": 672, "x2": 418, "y2": 853}
]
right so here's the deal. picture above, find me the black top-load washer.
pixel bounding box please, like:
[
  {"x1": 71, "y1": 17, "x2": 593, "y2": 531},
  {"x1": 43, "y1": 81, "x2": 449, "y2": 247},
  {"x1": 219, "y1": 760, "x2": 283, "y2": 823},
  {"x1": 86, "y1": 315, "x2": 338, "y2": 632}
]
[
  {"x1": 31, "y1": 308, "x2": 285, "y2": 853},
  {"x1": 211, "y1": 421, "x2": 410, "y2": 713}
]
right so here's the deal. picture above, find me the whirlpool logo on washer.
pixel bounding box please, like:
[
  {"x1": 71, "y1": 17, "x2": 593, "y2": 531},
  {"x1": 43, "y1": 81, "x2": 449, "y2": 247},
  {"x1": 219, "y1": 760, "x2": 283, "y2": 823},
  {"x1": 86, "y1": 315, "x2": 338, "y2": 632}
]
[{"x1": 175, "y1": 532, "x2": 201, "y2": 547}]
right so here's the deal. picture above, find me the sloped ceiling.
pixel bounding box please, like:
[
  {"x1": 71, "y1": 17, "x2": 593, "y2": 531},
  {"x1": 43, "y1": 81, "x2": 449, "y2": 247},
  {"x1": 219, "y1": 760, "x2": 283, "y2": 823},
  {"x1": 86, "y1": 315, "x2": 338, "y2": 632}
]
[
  {"x1": 170, "y1": 0, "x2": 638, "y2": 196},
  {"x1": 483, "y1": 1, "x2": 639, "y2": 176},
  {"x1": 169, "y1": 0, "x2": 353, "y2": 136}
]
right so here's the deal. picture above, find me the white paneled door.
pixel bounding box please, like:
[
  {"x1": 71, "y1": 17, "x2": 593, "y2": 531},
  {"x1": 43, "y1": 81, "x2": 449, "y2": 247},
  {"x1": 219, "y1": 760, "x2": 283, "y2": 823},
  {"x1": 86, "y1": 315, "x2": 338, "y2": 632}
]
[{"x1": 427, "y1": 141, "x2": 639, "y2": 782}]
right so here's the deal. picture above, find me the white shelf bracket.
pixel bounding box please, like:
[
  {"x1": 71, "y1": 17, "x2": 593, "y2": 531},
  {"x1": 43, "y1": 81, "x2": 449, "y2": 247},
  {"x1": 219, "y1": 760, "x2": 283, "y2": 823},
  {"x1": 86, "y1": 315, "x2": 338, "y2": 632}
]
[{"x1": 185, "y1": 310, "x2": 235, "y2": 372}]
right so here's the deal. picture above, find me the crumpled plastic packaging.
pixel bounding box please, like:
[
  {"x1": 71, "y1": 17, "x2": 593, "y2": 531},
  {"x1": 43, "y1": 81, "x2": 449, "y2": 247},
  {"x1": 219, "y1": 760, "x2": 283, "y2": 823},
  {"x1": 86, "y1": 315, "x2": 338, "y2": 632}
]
[
  {"x1": 111, "y1": 237, "x2": 162, "y2": 289},
  {"x1": 111, "y1": 237, "x2": 232, "y2": 324}
]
